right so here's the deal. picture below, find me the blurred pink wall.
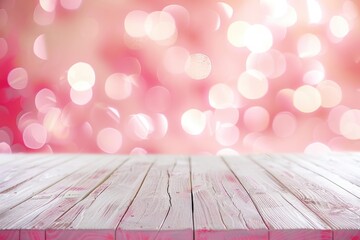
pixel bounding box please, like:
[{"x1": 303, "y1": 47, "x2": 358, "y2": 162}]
[{"x1": 0, "y1": 0, "x2": 360, "y2": 154}]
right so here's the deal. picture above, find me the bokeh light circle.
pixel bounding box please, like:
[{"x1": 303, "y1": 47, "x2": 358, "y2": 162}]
[
  {"x1": 67, "y1": 62, "x2": 96, "y2": 91},
  {"x1": 7, "y1": 67, "x2": 28, "y2": 90},
  {"x1": 105, "y1": 73, "x2": 133, "y2": 100},
  {"x1": 209, "y1": 83, "x2": 235, "y2": 109},
  {"x1": 244, "y1": 24, "x2": 273, "y2": 53},
  {"x1": 181, "y1": 109, "x2": 206, "y2": 135},
  {"x1": 185, "y1": 53, "x2": 212, "y2": 80},
  {"x1": 227, "y1": 21, "x2": 250, "y2": 48},
  {"x1": 237, "y1": 70, "x2": 268, "y2": 99},
  {"x1": 23, "y1": 123, "x2": 47, "y2": 149},
  {"x1": 293, "y1": 85, "x2": 321, "y2": 113},
  {"x1": 97, "y1": 128, "x2": 122, "y2": 153},
  {"x1": 340, "y1": 109, "x2": 360, "y2": 140}
]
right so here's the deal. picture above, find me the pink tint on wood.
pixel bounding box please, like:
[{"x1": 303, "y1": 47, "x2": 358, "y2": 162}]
[
  {"x1": 0, "y1": 230, "x2": 19, "y2": 240},
  {"x1": 270, "y1": 229, "x2": 332, "y2": 240},
  {"x1": 195, "y1": 229, "x2": 268, "y2": 240},
  {"x1": 334, "y1": 230, "x2": 360, "y2": 240},
  {"x1": 20, "y1": 229, "x2": 44, "y2": 240},
  {"x1": 46, "y1": 229, "x2": 114, "y2": 240},
  {"x1": 117, "y1": 229, "x2": 193, "y2": 240}
]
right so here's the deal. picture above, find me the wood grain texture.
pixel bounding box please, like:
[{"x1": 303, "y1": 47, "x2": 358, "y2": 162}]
[
  {"x1": 304, "y1": 154, "x2": 360, "y2": 187},
  {"x1": 223, "y1": 155, "x2": 332, "y2": 240},
  {"x1": 0, "y1": 155, "x2": 70, "y2": 194},
  {"x1": 285, "y1": 154, "x2": 360, "y2": 199},
  {"x1": 253, "y1": 154, "x2": 360, "y2": 240},
  {"x1": 117, "y1": 156, "x2": 193, "y2": 240},
  {"x1": 191, "y1": 156, "x2": 268, "y2": 240},
  {"x1": 0, "y1": 153, "x2": 359, "y2": 240},
  {"x1": 47, "y1": 155, "x2": 154, "y2": 240},
  {"x1": 0, "y1": 155, "x2": 91, "y2": 214},
  {"x1": 0, "y1": 155, "x2": 125, "y2": 240}
]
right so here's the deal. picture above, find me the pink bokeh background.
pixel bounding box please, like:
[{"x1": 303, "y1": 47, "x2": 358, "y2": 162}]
[{"x1": 0, "y1": 0, "x2": 360, "y2": 154}]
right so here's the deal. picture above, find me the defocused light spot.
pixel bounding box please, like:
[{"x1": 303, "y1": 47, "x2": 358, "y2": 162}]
[
  {"x1": 246, "y1": 49, "x2": 286, "y2": 79},
  {"x1": 33, "y1": 34, "x2": 47, "y2": 60},
  {"x1": 23, "y1": 123, "x2": 47, "y2": 149},
  {"x1": 124, "y1": 10, "x2": 148, "y2": 38},
  {"x1": 128, "y1": 113, "x2": 154, "y2": 139},
  {"x1": 97, "y1": 128, "x2": 122, "y2": 153},
  {"x1": 303, "y1": 70, "x2": 324, "y2": 85},
  {"x1": 163, "y1": 4, "x2": 190, "y2": 28},
  {"x1": 151, "y1": 113, "x2": 168, "y2": 139},
  {"x1": 317, "y1": 80, "x2": 342, "y2": 108},
  {"x1": 340, "y1": 109, "x2": 360, "y2": 140},
  {"x1": 293, "y1": 85, "x2": 321, "y2": 113},
  {"x1": 33, "y1": 4, "x2": 55, "y2": 25},
  {"x1": 70, "y1": 88, "x2": 92, "y2": 105},
  {"x1": 303, "y1": 59, "x2": 325, "y2": 85},
  {"x1": 7, "y1": 67, "x2": 28, "y2": 90},
  {"x1": 272, "y1": 5, "x2": 297, "y2": 27},
  {"x1": 35, "y1": 88, "x2": 57, "y2": 113},
  {"x1": 163, "y1": 46, "x2": 189, "y2": 74},
  {"x1": 244, "y1": 24, "x2": 273, "y2": 53},
  {"x1": 328, "y1": 105, "x2": 349, "y2": 135},
  {"x1": 329, "y1": 16, "x2": 349, "y2": 39},
  {"x1": 307, "y1": 0, "x2": 322, "y2": 24},
  {"x1": 0, "y1": 127, "x2": 12, "y2": 145},
  {"x1": 60, "y1": 0, "x2": 82, "y2": 10},
  {"x1": 213, "y1": 108, "x2": 239, "y2": 125},
  {"x1": 130, "y1": 147, "x2": 148, "y2": 155},
  {"x1": 217, "y1": 2, "x2": 233, "y2": 18},
  {"x1": 0, "y1": 38, "x2": 7, "y2": 59},
  {"x1": 261, "y1": 0, "x2": 287, "y2": 18},
  {"x1": 17, "y1": 112, "x2": 37, "y2": 132},
  {"x1": 181, "y1": 109, "x2": 206, "y2": 135},
  {"x1": 272, "y1": 112, "x2": 297, "y2": 137},
  {"x1": 185, "y1": 53, "x2": 212, "y2": 80},
  {"x1": 217, "y1": 148, "x2": 239, "y2": 155},
  {"x1": 43, "y1": 107, "x2": 61, "y2": 132},
  {"x1": 0, "y1": 142, "x2": 11, "y2": 153},
  {"x1": 209, "y1": 83, "x2": 235, "y2": 109},
  {"x1": 244, "y1": 106, "x2": 270, "y2": 132},
  {"x1": 237, "y1": 70, "x2": 268, "y2": 99},
  {"x1": 67, "y1": 62, "x2": 95, "y2": 91},
  {"x1": 305, "y1": 142, "x2": 331, "y2": 154},
  {"x1": 105, "y1": 73, "x2": 133, "y2": 100},
  {"x1": 215, "y1": 123, "x2": 239, "y2": 146},
  {"x1": 145, "y1": 11, "x2": 176, "y2": 42},
  {"x1": 145, "y1": 86, "x2": 171, "y2": 112},
  {"x1": 297, "y1": 33, "x2": 321, "y2": 58},
  {"x1": 40, "y1": 0, "x2": 56, "y2": 12},
  {"x1": 227, "y1": 21, "x2": 250, "y2": 48}
]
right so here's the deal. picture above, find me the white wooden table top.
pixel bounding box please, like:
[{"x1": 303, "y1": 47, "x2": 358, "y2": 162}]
[{"x1": 0, "y1": 153, "x2": 359, "y2": 240}]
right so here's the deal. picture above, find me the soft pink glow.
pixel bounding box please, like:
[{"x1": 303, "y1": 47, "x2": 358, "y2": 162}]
[{"x1": 1, "y1": 0, "x2": 360, "y2": 153}]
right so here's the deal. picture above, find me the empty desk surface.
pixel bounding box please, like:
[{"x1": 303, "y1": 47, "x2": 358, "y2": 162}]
[{"x1": 0, "y1": 153, "x2": 359, "y2": 240}]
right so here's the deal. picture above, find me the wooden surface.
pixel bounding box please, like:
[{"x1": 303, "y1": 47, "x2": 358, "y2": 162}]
[{"x1": 0, "y1": 154, "x2": 359, "y2": 240}]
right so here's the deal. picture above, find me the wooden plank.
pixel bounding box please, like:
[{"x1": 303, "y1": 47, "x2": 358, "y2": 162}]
[
  {"x1": 312, "y1": 154, "x2": 360, "y2": 187},
  {"x1": 0, "y1": 155, "x2": 71, "y2": 193},
  {"x1": 117, "y1": 156, "x2": 193, "y2": 240},
  {"x1": 285, "y1": 154, "x2": 360, "y2": 199},
  {"x1": 46, "y1": 155, "x2": 154, "y2": 240},
  {"x1": 0, "y1": 155, "x2": 125, "y2": 240},
  {"x1": 0, "y1": 154, "x2": 29, "y2": 166},
  {"x1": 191, "y1": 156, "x2": 268, "y2": 240},
  {"x1": 253, "y1": 154, "x2": 360, "y2": 240},
  {"x1": 223, "y1": 155, "x2": 332, "y2": 240},
  {"x1": 0, "y1": 155, "x2": 93, "y2": 214},
  {"x1": 0, "y1": 154, "x2": 47, "y2": 177},
  {"x1": 0, "y1": 156, "x2": 119, "y2": 239}
]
